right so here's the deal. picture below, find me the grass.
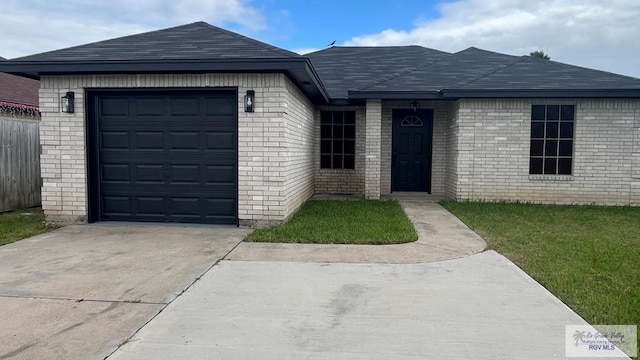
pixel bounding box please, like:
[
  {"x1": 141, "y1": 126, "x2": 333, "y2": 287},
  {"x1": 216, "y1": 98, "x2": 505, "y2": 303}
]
[
  {"x1": 441, "y1": 201, "x2": 639, "y2": 357},
  {"x1": 0, "y1": 207, "x2": 56, "y2": 246},
  {"x1": 246, "y1": 199, "x2": 417, "y2": 245}
]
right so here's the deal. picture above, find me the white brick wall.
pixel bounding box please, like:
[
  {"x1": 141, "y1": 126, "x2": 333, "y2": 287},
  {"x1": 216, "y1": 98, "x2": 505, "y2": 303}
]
[
  {"x1": 365, "y1": 99, "x2": 382, "y2": 199},
  {"x1": 282, "y1": 78, "x2": 316, "y2": 221},
  {"x1": 450, "y1": 98, "x2": 640, "y2": 205},
  {"x1": 38, "y1": 73, "x2": 316, "y2": 225}
]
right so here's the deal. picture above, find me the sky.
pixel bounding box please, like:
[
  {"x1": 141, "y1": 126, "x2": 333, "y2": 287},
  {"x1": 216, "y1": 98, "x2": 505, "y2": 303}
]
[{"x1": 1, "y1": 0, "x2": 639, "y2": 77}]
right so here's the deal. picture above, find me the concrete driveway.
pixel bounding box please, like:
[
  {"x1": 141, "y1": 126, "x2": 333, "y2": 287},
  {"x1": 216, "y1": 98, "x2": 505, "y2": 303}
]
[
  {"x1": 0, "y1": 223, "x2": 247, "y2": 360},
  {"x1": 107, "y1": 252, "x2": 611, "y2": 360}
]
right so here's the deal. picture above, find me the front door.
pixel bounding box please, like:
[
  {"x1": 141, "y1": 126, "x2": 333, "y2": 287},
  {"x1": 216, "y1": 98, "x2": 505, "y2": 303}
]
[{"x1": 391, "y1": 109, "x2": 433, "y2": 192}]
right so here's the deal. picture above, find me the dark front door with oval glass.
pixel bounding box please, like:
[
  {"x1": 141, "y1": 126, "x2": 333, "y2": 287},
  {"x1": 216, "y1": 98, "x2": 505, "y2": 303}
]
[{"x1": 392, "y1": 109, "x2": 433, "y2": 192}]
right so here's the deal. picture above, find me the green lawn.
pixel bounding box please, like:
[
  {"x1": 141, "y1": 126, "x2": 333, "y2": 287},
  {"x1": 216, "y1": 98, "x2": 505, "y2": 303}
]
[
  {"x1": 0, "y1": 208, "x2": 56, "y2": 246},
  {"x1": 441, "y1": 201, "x2": 639, "y2": 356},
  {"x1": 246, "y1": 199, "x2": 417, "y2": 244}
]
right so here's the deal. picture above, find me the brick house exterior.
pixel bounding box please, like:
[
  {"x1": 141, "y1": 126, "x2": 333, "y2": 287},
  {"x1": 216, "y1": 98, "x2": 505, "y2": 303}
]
[{"x1": 1, "y1": 22, "x2": 639, "y2": 226}]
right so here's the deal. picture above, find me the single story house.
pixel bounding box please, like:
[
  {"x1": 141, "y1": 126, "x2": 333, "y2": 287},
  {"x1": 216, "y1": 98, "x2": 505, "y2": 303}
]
[
  {"x1": 0, "y1": 22, "x2": 638, "y2": 226},
  {"x1": 0, "y1": 57, "x2": 41, "y2": 212}
]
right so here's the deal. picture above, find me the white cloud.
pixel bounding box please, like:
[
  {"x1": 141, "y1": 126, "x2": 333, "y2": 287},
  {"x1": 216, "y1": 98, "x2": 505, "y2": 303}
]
[
  {"x1": 345, "y1": 0, "x2": 640, "y2": 77},
  {"x1": 0, "y1": 0, "x2": 266, "y2": 59}
]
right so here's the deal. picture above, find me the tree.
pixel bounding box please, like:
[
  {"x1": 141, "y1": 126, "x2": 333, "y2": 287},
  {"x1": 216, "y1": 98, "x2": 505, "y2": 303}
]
[{"x1": 530, "y1": 50, "x2": 550, "y2": 60}]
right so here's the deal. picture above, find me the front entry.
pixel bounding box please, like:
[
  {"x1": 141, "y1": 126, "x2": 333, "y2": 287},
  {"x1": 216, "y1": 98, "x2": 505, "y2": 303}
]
[{"x1": 391, "y1": 109, "x2": 433, "y2": 192}]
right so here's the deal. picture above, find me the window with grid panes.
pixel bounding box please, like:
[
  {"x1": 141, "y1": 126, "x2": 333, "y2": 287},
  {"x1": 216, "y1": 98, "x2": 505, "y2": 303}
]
[
  {"x1": 320, "y1": 111, "x2": 356, "y2": 169},
  {"x1": 529, "y1": 105, "x2": 575, "y2": 175}
]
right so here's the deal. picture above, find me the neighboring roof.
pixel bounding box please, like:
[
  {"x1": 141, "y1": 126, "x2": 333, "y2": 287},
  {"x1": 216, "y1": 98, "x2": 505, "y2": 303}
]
[
  {"x1": 305, "y1": 46, "x2": 450, "y2": 99},
  {"x1": 0, "y1": 55, "x2": 39, "y2": 108},
  {"x1": 1, "y1": 22, "x2": 639, "y2": 104},
  {"x1": 0, "y1": 22, "x2": 329, "y2": 103}
]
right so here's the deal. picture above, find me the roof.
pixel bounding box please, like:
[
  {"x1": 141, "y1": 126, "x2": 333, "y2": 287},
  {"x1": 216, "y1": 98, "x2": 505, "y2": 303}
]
[
  {"x1": 1, "y1": 22, "x2": 639, "y2": 104},
  {"x1": 13, "y1": 22, "x2": 301, "y2": 62},
  {"x1": 305, "y1": 46, "x2": 450, "y2": 99},
  {"x1": 309, "y1": 46, "x2": 640, "y2": 100},
  {"x1": 0, "y1": 55, "x2": 39, "y2": 108},
  {"x1": 0, "y1": 22, "x2": 329, "y2": 103}
]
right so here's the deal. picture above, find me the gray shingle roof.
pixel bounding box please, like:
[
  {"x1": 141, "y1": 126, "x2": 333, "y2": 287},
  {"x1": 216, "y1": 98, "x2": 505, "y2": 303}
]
[
  {"x1": 2, "y1": 21, "x2": 639, "y2": 103},
  {"x1": 308, "y1": 45, "x2": 640, "y2": 99},
  {"x1": 306, "y1": 46, "x2": 450, "y2": 98},
  {"x1": 357, "y1": 47, "x2": 520, "y2": 92},
  {"x1": 456, "y1": 56, "x2": 640, "y2": 90},
  {"x1": 13, "y1": 22, "x2": 301, "y2": 61}
]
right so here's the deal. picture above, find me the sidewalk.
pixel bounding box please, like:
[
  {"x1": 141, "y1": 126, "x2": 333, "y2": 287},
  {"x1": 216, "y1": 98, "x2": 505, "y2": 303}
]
[{"x1": 226, "y1": 201, "x2": 487, "y2": 263}]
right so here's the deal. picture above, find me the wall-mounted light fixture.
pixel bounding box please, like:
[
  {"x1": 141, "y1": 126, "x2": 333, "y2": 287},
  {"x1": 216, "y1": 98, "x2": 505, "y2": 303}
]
[
  {"x1": 410, "y1": 100, "x2": 419, "y2": 113},
  {"x1": 61, "y1": 92, "x2": 75, "y2": 113},
  {"x1": 244, "y1": 90, "x2": 255, "y2": 112}
]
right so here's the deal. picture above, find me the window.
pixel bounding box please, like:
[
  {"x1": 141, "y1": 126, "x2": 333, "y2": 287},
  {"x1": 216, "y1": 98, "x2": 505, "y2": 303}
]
[
  {"x1": 320, "y1": 110, "x2": 356, "y2": 169},
  {"x1": 529, "y1": 104, "x2": 575, "y2": 175}
]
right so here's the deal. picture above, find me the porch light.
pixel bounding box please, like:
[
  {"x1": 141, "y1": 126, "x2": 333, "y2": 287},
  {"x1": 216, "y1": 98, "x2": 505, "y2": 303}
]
[
  {"x1": 61, "y1": 92, "x2": 75, "y2": 113},
  {"x1": 410, "y1": 100, "x2": 419, "y2": 113},
  {"x1": 244, "y1": 90, "x2": 255, "y2": 112}
]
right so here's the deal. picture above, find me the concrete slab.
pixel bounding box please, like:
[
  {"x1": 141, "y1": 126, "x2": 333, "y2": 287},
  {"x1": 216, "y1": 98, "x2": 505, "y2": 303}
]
[
  {"x1": 226, "y1": 202, "x2": 486, "y2": 263},
  {"x1": 0, "y1": 224, "x2": 247, "y2": 302},
  {"x1": 108, "y1": 251, "x2": 606, "y2": 360},
  {"x1": 0, "y1": 297, "x2": 160, "y2": 360},
  {"x1": 0, "y1": 223, "x2": 248, "y2": 360}
]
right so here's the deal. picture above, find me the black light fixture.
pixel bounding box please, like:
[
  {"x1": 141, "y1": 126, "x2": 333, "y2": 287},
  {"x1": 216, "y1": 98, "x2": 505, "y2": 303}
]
[
  {"x1": 61, "y1": 92, "x2": 75, "y2": 113},
  {"x1": 410, "y1": 100, "x2": 419, "y2": 113},
  {"x1": 244, "y1": 90, "x2": 255, "y2": 112}
]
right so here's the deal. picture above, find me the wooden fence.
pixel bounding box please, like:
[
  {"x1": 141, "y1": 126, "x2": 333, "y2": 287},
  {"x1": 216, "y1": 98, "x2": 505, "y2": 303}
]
[{"x1": 0, "y1": 116, "x2": 41, "y2": 212}]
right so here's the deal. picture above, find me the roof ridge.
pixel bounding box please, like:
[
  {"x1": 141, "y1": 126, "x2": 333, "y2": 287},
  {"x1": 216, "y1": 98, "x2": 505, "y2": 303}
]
[
  {"x1": 196, "y1": 22, "x2": 300, "y2": 58},
  {"x1": 526, "y1": 56, "x2": 640, "y2": 81},
  {"x1": 447, "y1": 56, "x2": 527, "y2": 89},
  {"x1": 355, "y1": 53, "x2": 455, "y2": 92},
  {"x1": 355, "y1": 67, "x2": 422, "y2": 92},
  {"x1": 12, "y1": 22, "x2": 201, "y2": 61}
]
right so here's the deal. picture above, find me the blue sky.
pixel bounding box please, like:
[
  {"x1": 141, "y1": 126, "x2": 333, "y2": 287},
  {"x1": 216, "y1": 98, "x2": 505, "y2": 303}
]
[
  {"x1": 246, "y1": 0, "x2": 442, "y2": 51},
  {"x1": 2, "y1": 0, "x2": 639, "y2": 77}
]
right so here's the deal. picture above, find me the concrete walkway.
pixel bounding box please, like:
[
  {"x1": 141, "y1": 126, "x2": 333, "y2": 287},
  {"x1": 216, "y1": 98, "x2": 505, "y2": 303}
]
[
  {"x1": 0, "y1": 224, "x2": 248, "y2": 360},
  {"x1": 108, "y1": 251, "x2": 604, "y2": 360},
  {"x1": 227, "y1": 201, "x2": 487, "y2": 263}
]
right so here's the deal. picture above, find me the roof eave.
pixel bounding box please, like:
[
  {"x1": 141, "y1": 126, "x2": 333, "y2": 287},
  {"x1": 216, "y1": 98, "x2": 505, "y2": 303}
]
[
  {"x1": 441, "y1": 89, "x2": 640, "y2": 99},
  {"x1": 346, "y1": 88, "x2": 640, "y2": 100},
  {"x1": 0, "y1": 58, "x2": 331, "y2": 103},
  {"x1": 347, "y1": 90, "x2": 443, "y2": 99}
]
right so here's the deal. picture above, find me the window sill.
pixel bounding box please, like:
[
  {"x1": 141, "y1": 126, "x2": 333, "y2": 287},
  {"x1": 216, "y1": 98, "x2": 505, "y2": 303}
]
[
  {"x1": 319, "y1": 168, "x2": 357, "y2": 173},
  {"x1": 529, "y1": 174, "x2": 574, "y2": 181}
]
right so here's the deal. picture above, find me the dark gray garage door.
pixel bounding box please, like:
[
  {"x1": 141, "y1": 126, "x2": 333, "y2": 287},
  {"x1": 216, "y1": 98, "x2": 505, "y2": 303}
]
[{"x1": 89, "y1": 90, "x2": 237, "y2": 225}]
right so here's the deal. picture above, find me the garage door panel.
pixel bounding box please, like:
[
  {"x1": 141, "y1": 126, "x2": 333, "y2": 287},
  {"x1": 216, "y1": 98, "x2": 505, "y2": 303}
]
[
  {"x1": 135, "y1": 164, "x2": 165, "y2": 184},
  {"x1": 133, "y1": 98, "x2": 164, "y2": 116},
  {"x1": 168, "y1": 197, "x2": 201, "y2": 217},
  {"x1": 100, "y1": 98, "x2": 129, "y2": 116},
  {"x1": 136, "y1": 197, "x2": 165, "y2": 215},
  {"x1": 169, "y1": 132, "x2": 201, "y2": 151},
  {"x1": 169, "y1": 165, "x2": 201, "y2": 184},
  {"x1": 205, "y1": 132, "x2": 235, "y2": 150},
  {"x1": 204, "y1": 198, "x2": 236, "y2": 216},
  {"x1": 101, "y1": 131, "x2": 130, "y2": 150},
  {"x1": 170, "y1": 98, "x2": 200, "y2": 116},
  {"x1": 101, "y1": 164, "x2": 130, "y2": 183},
  {"x1": 205, "y1": 98, "x2": 236, "y2": 116},
  {"x1": 102, "y1": 196, "x2": 132, "y2": 216},
  {"x1": 205, "y1": 166, "x2": 236, "y2": 184},
  {"x1": 134, "y1": 132, "x2": 164, "y2": 150},
  {"x1": 94, "y1": 91, "x2": 237, "y2": 224}
]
